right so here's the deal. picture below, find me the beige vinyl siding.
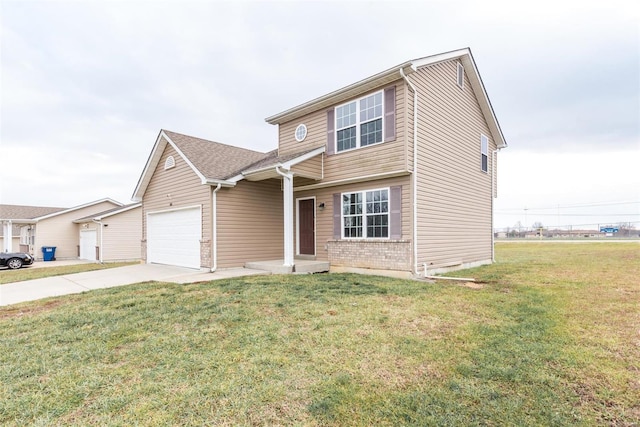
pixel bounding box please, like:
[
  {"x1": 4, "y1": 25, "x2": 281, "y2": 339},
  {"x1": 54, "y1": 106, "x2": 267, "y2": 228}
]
[
  {"x1": 279, "y1": 81, "x2": 409, "y2": 182},
  {"x1": 279, "y1": 107, "x2": 326, "y2": 157},
  {"x1": 291, "y1": 155, "x2": 323, "y2": 180},
  {"x1": 34, "y1": 201, "x2": 119, "y2": 260},
  {"x1": 413, "y1": 60, "x2": 497, "y2": 270},
  {"x1": 142, "y1": 139, "x2": 211, "y2": 267},
  {"x1": 100, "y1": 207, "x2": 142, "y2": 261},
  {"x1": 216, "y1": 179, "x2": 283, "y2": 268},
  {"x1": 294, "y1": 175, "x2": 412, "y2": 262},
  {"x1": 293, "y1": 176, "x2": 319, "y2": 188}
]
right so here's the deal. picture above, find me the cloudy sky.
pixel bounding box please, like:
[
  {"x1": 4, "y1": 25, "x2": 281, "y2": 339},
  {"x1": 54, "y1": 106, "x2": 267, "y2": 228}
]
[{"x1": 1, "y1": 0, "x2": 638, "y2": 230}]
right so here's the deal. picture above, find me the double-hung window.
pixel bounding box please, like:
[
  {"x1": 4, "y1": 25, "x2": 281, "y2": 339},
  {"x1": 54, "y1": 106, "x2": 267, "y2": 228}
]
[
  {"x1": 342, "y1": 188, "x2": 389, "y2": 238},
  {"x1": 481, "y1": 134, "x2": 488, "y2": 173},
  {"x1": 335, "y1": 91, "x2": 383, "y2": 152}
]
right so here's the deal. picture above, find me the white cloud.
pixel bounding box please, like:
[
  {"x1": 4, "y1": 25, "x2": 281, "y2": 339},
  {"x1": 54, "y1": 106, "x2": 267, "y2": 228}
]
[{"x1": 0, "y1": 0, "x2": 638, "y2": 231}]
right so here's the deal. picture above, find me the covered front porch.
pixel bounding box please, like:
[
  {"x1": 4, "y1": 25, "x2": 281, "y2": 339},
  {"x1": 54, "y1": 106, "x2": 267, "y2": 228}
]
[{"x1": 237, "y1": 145, "x2": 326, "y2": 272}]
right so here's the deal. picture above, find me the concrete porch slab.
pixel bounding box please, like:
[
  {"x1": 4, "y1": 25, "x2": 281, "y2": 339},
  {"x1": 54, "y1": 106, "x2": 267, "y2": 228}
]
[{"x1": 244, "y1": 259, "x2": 330, "y2": 274}]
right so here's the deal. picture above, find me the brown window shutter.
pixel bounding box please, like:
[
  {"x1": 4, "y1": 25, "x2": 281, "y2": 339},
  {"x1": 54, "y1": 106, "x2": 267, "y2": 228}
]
[
  {"x1": 384, "y1": 86, "x2": 396, "y2": 142},
  {"x1": 327, "y1": 109, "x2": 335, "y2": 155},
  {"x1": 390, "y1": 185, "x2": 402, "y2": 239},
  {"x1": 333, "y1": 193, "x2": 341, "y2": 239}
]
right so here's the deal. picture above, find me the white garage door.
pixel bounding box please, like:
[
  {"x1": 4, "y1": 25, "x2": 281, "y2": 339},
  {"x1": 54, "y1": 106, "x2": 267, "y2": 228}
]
[
  {"x1": 80, "y1": 230, "x2": 97, "y2": 261},
  {"x1": 147, "y1": 207, "x2": 201, "y2": 269}
]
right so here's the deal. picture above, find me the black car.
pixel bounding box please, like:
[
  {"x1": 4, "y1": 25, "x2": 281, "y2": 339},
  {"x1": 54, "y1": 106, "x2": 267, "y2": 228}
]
[{"x1": 0, "y1": 252, "x2": 34, "y2": 269}]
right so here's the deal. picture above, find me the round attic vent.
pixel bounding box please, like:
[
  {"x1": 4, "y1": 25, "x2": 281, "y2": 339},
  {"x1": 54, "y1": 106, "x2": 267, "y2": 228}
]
[{"x1": 294, "y1": 124, "x2": 307, "y2": 142}]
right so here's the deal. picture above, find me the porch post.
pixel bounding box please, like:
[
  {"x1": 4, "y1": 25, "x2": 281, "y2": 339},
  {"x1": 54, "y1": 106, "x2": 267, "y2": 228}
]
[
  {"x1": 276, "y1": 167, "x2": 295, "y2": 267},
  {"x1": 3, "y1": 220, "x2": 13, "y2": 252}
]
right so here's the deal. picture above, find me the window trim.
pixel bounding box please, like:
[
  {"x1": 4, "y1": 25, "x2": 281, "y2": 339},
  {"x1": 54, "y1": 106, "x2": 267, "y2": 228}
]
[
  {"x1": 457, "y1": 62, "x2": 465, "y2": 89},
  {"x1": 481, "y1": 134, "x2": 489, "y2": 173},
  {"x1": 334, "y1": 90, "x2": 385, "y2": 153},
  {"x1": 341, "y1": 187, "x2": 390, "y2": 240},
  {"x1": 294, "y1": 124, "x2": 307, "y2": 142}
]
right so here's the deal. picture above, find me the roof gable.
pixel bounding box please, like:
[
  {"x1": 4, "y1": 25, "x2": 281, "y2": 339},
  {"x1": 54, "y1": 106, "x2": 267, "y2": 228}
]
[
  {"x1": 265, "y1": 47, "x2": 506, "y2": 149},
  {"x1": 73, "y1": 203, "x2": 142, "y2": 223},
  {"x1": 235, "y1": 145, "x2": 326, "y2": 182},
  {"x1": 165, "y1": 130, "x2": 270, "y2": 180},
  {"x1": 1, "y1": 199, "x2": 121, "y2": 222},
  {"x1": 35, "y1": 199, "x2": 123, "y2": 221},
  {"x1": 132, "y1": 130, "x2": 274, "y2": 201},
  {"x1": 411, "y1": 48, "x2": 506, "y2": 148}
]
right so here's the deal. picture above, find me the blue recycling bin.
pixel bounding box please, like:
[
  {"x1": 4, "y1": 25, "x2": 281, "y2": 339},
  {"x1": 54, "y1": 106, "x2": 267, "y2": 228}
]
[{"x1": 42, "y1": 246, "x2": 57, "y2": 261}]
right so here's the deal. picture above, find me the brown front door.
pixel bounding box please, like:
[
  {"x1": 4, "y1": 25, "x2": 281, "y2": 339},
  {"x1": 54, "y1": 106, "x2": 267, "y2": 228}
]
[{"x1": 299, "y1": 199, "x2": 315, "y2": 255}]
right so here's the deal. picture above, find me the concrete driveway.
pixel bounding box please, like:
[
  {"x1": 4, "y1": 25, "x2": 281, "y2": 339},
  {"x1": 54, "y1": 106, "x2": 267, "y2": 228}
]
[{"x1": 0, "y1": 263, "x2": 269, "y2": 306}]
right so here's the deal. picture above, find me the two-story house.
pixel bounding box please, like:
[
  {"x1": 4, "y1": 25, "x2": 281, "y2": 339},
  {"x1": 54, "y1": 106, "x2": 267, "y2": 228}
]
[{"x1": 132, "y1": 47, "x2": 506, "y2": 277}]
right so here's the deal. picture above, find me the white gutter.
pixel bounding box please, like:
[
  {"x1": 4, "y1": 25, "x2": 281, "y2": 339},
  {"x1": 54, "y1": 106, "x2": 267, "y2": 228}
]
[
  {"x1": 203, "y1": 178, "x2": 236, "y2": 187},
  {"x1": 92, "y1": 219, "x2": 104, "y2": 263},
  {"x1": 210, "y1": 183, "x2": 222, "y2": 272},
  {"x1": 275, "y1": 166, "x2": 295, "y2": 267},
  {"x1": 400, "y1": 68, "x2": 419, "y2": 277}
]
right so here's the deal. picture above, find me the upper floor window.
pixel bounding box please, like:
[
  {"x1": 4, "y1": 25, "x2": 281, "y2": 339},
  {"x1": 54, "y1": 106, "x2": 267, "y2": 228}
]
[
  {"x1": 481, "y1": 134, "x2": 488, "y2": 173},
  {"x1": 335, "y1": 91, "x2": 384, "y2": 152}
]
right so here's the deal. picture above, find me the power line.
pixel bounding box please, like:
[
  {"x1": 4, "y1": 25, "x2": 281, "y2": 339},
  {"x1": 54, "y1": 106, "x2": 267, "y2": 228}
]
[
  {"x1": 496, "y1": 200, "x2": 640, "y2": 212},
  {"x1": 496, "y1": 212, "x2": 639, "y2": 217}
]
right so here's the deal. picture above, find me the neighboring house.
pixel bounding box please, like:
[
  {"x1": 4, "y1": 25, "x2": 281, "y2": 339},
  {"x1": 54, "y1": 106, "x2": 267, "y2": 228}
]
[
  {"x1": 73, "y1": 203, "x2": 143, "y2": 262},
  {"x1": 1, "y1": 205, "x2": 66, "y2": 254},
  {"x1": 133, "y1": 47, "x2": 507, "y2": 276},
  {"x1": 0, "y1": 199, "x2": 122, "y2": 260}
]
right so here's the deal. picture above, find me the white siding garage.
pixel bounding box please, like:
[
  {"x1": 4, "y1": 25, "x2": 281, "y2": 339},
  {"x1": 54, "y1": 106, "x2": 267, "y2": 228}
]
[
  {"x1": 79, "y1": 229, "x2": 97, "y2": 261},
  {"x1": 147, "y1": 207, "x2": 201, "y2": 269}
]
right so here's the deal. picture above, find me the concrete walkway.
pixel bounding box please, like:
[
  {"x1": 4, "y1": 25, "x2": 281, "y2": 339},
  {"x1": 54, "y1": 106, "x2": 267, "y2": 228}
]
[{"x1": 0, "y1": 264, "x2": 270, "y2": 306}]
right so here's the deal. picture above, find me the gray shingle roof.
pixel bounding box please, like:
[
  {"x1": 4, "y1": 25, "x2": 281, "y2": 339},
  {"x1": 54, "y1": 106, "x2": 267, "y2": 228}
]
[
  {"x1": 163, "y1": 130, "x2": 274, "y2": 180},
  {"x1": 241, "y1": 145, "x2": 324, "y2": 174},
  {"x1": 0, "y1": 204, "x2": 67, "y2": 238},
  {"x1": 0, "y1": 204, "x2": 66, "y2": 221}
]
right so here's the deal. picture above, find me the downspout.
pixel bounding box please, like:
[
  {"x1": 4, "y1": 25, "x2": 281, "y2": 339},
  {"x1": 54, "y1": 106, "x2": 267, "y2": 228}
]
[
  {"x1": 275, "y1": 166, "x2": 295, "y2": 267},
  {"x1": 400, "y1": 67, "x2": 419, "y2": 276},
  {"x1": 210, "y1": 183, "x2": 222, "y2": 272},
  {"x1": 92, "y1": 219, "x2": 103, "y2": 263},
  {"x1": 491, "y1": 148, "x2": 501, "y2": 262}
]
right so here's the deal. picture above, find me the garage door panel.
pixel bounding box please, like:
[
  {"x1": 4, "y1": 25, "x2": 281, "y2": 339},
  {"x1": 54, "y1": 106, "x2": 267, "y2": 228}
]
[{"x1": 147, "y1": 207, "x2": 201, "y2": 269}]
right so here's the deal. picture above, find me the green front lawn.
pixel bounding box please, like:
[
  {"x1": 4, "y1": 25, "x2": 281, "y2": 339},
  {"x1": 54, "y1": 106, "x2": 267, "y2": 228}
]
[{"x1": 1, "y1": 243, "x2": 638, "y2": 425}]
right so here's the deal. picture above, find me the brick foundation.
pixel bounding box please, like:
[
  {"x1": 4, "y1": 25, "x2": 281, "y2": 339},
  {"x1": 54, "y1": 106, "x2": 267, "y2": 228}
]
[
  {"x1": 200, "y1": 240, "x2": 211, "y2": 268},
  {"x1": 327, "y1": 240, "x2": 412, "y2": 271}
]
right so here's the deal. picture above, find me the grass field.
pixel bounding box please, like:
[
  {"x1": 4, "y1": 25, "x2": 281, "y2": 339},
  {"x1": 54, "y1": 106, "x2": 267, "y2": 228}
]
[{"x1": 1, "y1": 242, "x2": 638, "y2": 426}]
